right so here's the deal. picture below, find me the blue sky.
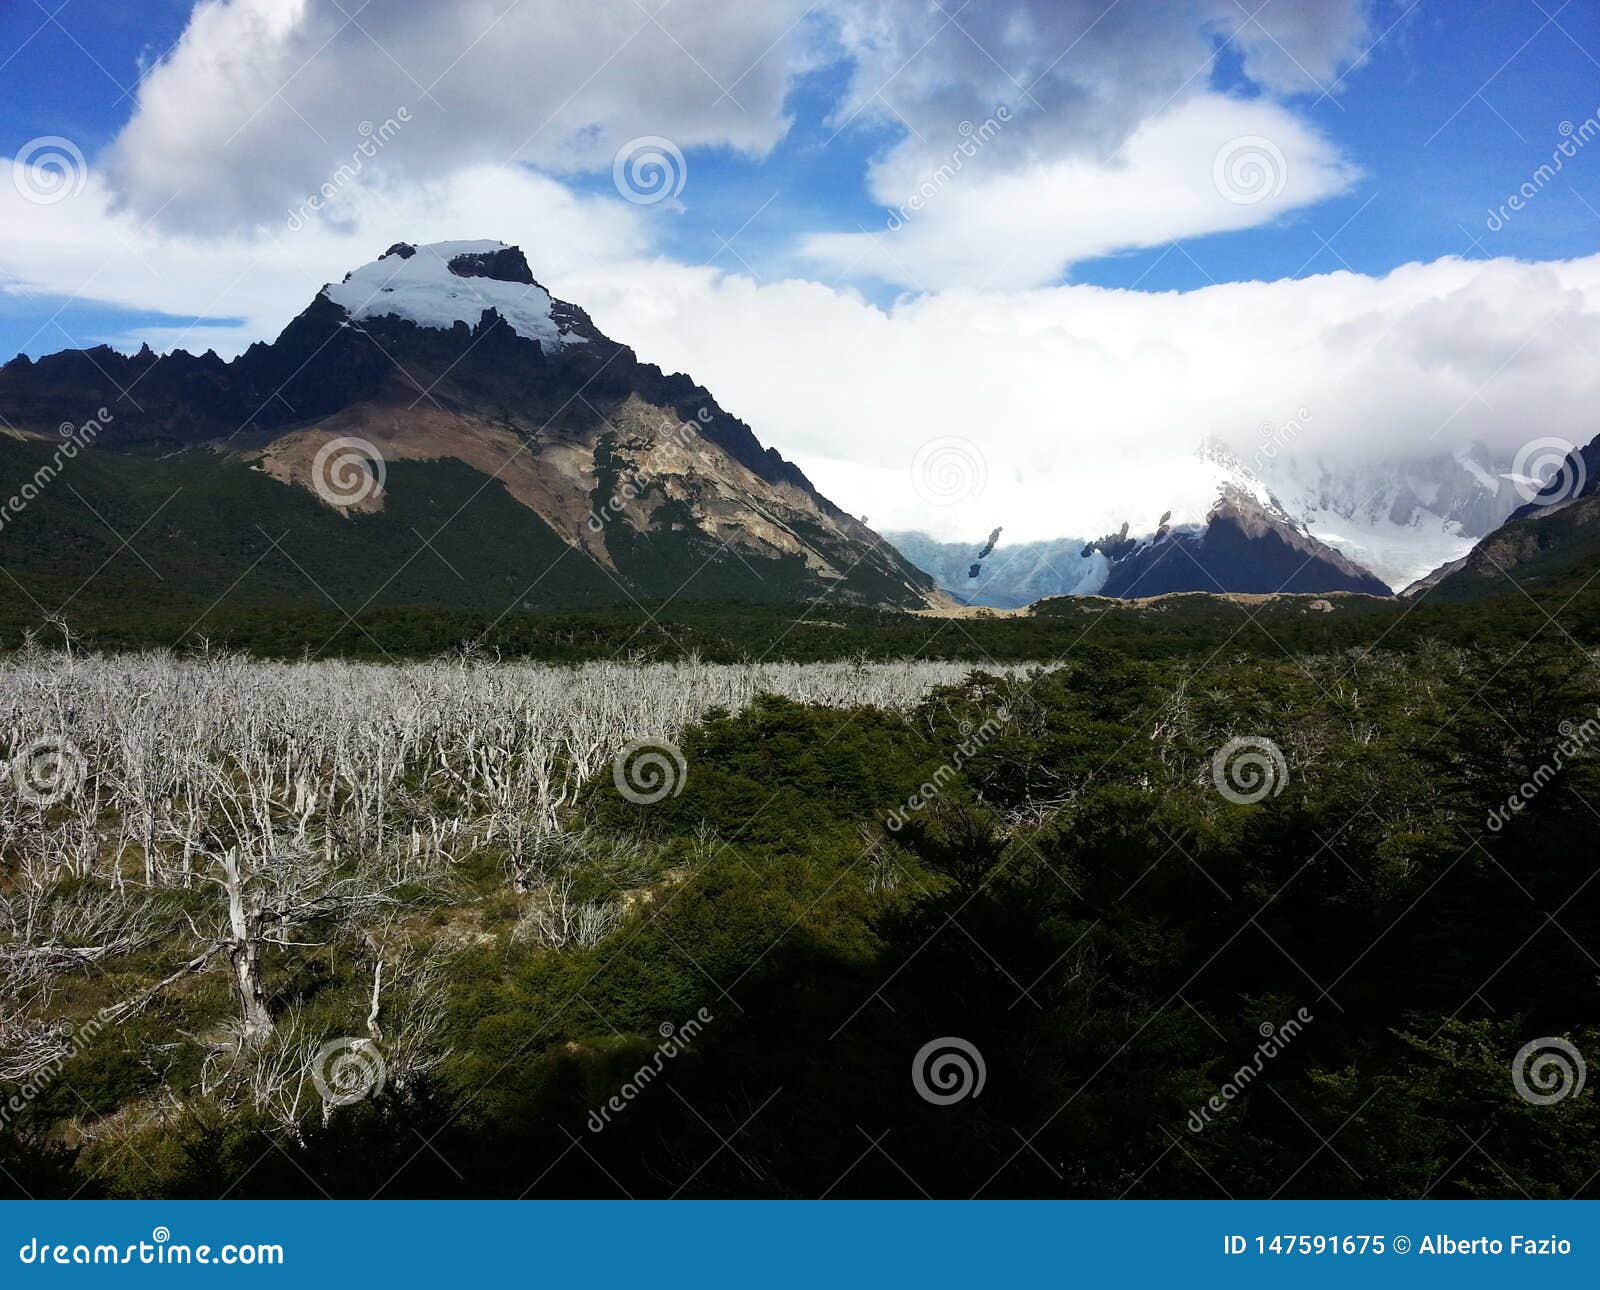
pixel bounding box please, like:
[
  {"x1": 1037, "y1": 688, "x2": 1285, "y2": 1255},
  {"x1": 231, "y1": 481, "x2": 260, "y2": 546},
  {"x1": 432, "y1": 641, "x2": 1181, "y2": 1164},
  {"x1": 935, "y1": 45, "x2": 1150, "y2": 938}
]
[
  {"x1": 3, "y1": 0, "x2": 1599, "y2": 359},
  {"x1": 603, "y1": 0, "x2": 1600, "y2": 291},
  {"x1": 1083, "y1": 0, "x2": 1600, "y2": 289}
]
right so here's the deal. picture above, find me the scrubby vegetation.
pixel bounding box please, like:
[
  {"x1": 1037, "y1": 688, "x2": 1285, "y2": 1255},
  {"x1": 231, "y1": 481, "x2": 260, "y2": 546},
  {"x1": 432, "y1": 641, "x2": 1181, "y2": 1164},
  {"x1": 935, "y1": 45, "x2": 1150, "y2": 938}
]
[
  {"x1": 9, "y1": 554, "x2": 1600, "y2": 665},
  {"x1": 1, "y1": 633, "x2": 1596, "y2": 1198}
]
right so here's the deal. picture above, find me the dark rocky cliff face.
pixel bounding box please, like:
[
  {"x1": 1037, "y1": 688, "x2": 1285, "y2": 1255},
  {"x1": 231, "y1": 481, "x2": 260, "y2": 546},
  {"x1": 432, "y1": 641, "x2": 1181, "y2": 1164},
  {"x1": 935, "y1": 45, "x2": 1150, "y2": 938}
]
[
  {"x1": 1078, "y1": 490, "x2": 1391, "y2": 598},
  {"x1": 1406, "y1": 432, "x2": 1600, "y2": 600},
  {"x1": 1094, "y1": 500, "x2": 1391, "y2": 597},
  {"x1": 1506, "y1": 437, "x2": 1600, "y2": 522}
]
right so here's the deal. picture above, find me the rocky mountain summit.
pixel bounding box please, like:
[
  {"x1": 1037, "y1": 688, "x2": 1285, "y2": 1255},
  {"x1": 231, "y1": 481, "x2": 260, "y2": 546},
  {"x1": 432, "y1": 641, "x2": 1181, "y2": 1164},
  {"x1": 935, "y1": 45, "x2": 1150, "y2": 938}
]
[{"x1": 0, "y1": 240, "x2": 942, "y2": 614}]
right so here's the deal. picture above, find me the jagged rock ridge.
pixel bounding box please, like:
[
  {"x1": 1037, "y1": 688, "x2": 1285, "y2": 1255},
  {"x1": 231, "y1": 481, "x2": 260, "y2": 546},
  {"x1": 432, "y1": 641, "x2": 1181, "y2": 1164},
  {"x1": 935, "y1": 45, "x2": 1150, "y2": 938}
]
[
  {"x1": 0, "y1": 240, "x2": 943, "y2": 613},
  {"x1": 891, "y1": 443, "x2": 1392, "y2": 604}
]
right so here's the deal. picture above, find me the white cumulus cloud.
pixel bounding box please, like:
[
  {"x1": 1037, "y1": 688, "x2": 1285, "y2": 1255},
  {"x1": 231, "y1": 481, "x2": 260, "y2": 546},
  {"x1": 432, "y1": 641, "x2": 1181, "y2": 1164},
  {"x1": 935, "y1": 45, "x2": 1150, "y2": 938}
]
[
  {"x1": 801, "y1": 94, "x2": 1360, "y2": 291},
  {"x1": 102, "y1": 0, "x2": 813, "y2": 232}
]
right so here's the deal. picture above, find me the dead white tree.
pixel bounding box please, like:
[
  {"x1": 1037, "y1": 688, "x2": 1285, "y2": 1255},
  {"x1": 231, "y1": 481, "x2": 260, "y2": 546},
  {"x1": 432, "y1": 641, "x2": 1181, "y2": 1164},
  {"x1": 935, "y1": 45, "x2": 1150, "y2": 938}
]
[
  {"x1": 0, "y1": 886, "x2": 168, "y2": 1083},
  {"x1": 515, "y1": 873, "x2": 624, "y2": 949},
  {"x1": 364, "y1": 936, "x2": 455, "y2": 1092},
  {"x1": 0, "y1": 886, "x2": 162, "y2": 971},
  {"x1": 185, "y1": 845, "x2": 402, "y2": 1046},
  {"x1": 0, "y1": 650, "x2": 1031, "y2": 903},
  {"x1": 0, "y1": 966, "x2": 66, "y2": 1085},
  {"x1": 195, "y1": 1010, "x2": 321, "y2": 1142}
]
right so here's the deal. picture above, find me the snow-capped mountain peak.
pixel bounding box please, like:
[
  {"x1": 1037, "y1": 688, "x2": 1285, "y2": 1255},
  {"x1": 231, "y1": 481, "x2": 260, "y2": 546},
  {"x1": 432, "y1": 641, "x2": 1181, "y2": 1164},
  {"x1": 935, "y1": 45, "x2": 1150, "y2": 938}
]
[
  {"x1": 1193, "y1": 436, "x2": 1298, "y2": 527},
  {"x1": 321, "y1": 240, "x2": 588, "y2": 350},
  {"x1": 889, "y1": 439, "x2": 1399, "y2": 606},
  {"x1": 1251, "y1": 441, "x2": 1521, "y2": 590}
]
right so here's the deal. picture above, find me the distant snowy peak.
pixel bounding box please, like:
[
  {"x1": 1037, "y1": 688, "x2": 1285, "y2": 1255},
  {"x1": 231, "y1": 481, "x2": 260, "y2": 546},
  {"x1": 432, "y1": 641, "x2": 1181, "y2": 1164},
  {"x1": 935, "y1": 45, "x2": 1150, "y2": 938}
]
[
  {"x1": 1062, "y1": 441, "x2": 1389, "y2": 598},
  {"x1": 1259, "y1": 442, "x2": 1514, "y2": 533},
  {"x1": 321, "y1": 240, "x2": 589, "y2": 350},
  {"x1": 1251, "y1": 443, "x2": 1522, "y2": 590},
  {"x1": 888, "y1": 442, "x2": 1404, "y2": 605},
  {"x1": 1196, "y1": 437, "x2": 1299, "y2": 523},
  {"x1": 1100, "y1": 438, "x2": 1297, "y2": 537},
  {"x1": 891, "y1": 441, "x2": 1526, "y2": 605}
]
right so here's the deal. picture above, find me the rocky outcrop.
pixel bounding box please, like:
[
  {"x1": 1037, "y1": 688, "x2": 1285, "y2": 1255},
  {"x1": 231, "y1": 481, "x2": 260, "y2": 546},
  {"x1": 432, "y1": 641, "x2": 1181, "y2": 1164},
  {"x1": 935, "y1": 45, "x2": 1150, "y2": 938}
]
[
  {"x1": 1403, "y1": 434, "x2": 1600, "y2": 600},
  {"x1": 1091, "y1": 491, "x2": 1392, "y2": 598}
]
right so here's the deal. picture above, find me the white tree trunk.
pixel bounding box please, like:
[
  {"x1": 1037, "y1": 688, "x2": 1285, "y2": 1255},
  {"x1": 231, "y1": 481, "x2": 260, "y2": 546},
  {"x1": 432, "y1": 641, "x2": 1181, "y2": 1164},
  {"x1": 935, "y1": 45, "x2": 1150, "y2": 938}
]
[{"x1": 220, "y1": 852, "x2": 274, "y2": 1045}]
